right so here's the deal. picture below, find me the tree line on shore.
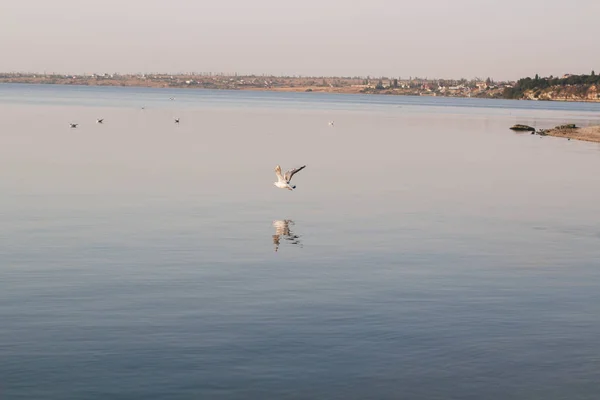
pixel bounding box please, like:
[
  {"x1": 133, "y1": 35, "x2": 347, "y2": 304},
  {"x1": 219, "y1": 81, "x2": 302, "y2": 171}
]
[{"x1": 503, "y1": 71, "x2": 599, "y2": 99}]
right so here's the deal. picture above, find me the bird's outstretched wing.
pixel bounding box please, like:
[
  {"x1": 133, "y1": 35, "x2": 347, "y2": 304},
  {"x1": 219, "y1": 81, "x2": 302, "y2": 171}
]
[
  {"x1": 285, "y1": 165, "x2": 306, "y2": 182},
  {"x1": 274, "y1": 165, "x2": 285, "y2": 182}
]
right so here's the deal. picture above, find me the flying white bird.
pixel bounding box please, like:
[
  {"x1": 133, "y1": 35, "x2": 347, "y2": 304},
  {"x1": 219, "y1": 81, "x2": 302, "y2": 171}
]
[
  {"x1": 328, "y1": 121, "x2": 334, "y2": 127},
  {"x1": 274, "y1": 165, "x2": 306, "y2": 190}
]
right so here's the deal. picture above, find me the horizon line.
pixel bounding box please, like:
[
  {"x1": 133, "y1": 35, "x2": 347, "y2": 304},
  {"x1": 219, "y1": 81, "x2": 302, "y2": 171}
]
[{"x1": 0, "y1": 71, "x2": 527, "y2": 82}]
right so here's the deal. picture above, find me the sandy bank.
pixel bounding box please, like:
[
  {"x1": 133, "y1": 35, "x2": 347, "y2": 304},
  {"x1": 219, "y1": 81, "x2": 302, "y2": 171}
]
[{"x1": 543, "y1": 125, "x2": 600, "y2": 143}]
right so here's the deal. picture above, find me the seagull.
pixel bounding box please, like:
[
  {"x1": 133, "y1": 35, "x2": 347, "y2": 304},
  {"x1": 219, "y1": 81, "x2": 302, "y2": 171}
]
[
  {"x1": 69, "y1": 123, "x2": 78, "y2": 128},
  {"x1": 174, "y1": 118, "x2": 180, "y2": 124},
  {"x1": 328, "y1": 121, "x2": 334, "y2": 127},
  {"x1": 169, "y1": 97, "x2": 175, "y2": 101},
  {"x1": 274, "y1": 165, "x2": 306, "y2": 190},
  {"x1": 96, "y1": 118, "x2": 104, "y2": 124}
]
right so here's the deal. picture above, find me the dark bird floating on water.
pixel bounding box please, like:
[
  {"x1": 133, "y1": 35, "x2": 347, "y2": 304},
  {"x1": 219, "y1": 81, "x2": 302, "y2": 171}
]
[
  {"x1": 174, "y1": 118, "x2": 180, "y2": 124},
  {"x1": 96, "y1": 119, "x2": 103, "y2": 124},
  {"x1": 69, "y1": 123, "x2": 78, "y2": 128}
]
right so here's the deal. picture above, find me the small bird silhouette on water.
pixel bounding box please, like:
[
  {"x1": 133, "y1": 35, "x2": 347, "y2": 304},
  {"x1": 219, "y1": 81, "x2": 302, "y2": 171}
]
[
  {"x1": 96, "y1": 119, "x2": 104, "y2": 124},
  {"x1": 274, "y1": 165, "x2": 306, "y2": 191},
  {"x1": 69, "y1": 123, "x2": 78, "y2": 128},
  {"x1": 174, "y1": 118, "x2": 180, "y2": 124}
]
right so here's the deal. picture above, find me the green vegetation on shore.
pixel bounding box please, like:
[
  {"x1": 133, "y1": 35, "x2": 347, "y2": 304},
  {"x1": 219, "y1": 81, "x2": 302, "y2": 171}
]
[{"x1": 504, "y1": 72, "x2": 600, "y2": 101}]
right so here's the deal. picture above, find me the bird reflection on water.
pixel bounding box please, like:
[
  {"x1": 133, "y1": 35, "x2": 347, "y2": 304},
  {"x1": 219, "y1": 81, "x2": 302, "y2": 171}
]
[{"x1": 272, "y1": 220, "x2": 302, "y2": 252}]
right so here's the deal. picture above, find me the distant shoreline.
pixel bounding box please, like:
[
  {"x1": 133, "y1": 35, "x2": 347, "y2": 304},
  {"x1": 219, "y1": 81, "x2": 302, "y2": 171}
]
[
  {"x1": 3, "y1": 73, "x2": 600, "y2": 103},
  {"x1": 0, "y1": 74, "x2": 505, "y2": 100},
  {"x1": 3, "y1": 79, "x2": 600, "y2": 104}
]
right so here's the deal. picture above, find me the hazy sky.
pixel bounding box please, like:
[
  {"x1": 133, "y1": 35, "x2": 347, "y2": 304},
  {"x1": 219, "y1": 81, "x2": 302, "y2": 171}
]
[{"x1": 2, "y1": 0, "x2": 599, "y2": 80}]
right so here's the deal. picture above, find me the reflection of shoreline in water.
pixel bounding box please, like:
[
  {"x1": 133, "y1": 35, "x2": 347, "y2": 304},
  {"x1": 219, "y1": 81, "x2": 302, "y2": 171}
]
[{"x1": 272, "y1": 220, "x2": 302, "y2": 252}]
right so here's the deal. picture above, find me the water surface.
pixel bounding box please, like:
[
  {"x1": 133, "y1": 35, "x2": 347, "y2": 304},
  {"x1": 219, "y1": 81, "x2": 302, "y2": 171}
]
[{"x1": 2, "y1": 84, "x2": 600, "y2": 399}]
